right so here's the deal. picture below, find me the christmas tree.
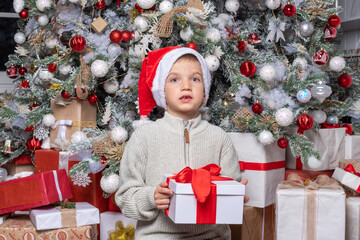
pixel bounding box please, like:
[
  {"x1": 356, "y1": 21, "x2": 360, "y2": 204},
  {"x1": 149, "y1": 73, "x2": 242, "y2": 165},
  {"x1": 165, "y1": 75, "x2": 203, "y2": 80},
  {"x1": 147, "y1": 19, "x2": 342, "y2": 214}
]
[{"x1": 1, "y1": 0, "x2": 359, "y2": 195}]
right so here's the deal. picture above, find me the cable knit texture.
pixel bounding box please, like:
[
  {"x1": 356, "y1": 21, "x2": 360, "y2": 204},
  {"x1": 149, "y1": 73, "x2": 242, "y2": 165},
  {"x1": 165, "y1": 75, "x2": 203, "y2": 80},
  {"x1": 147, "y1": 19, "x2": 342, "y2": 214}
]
[{"x1": 115, "y1": 112, "x2": 241, "y2": 240}]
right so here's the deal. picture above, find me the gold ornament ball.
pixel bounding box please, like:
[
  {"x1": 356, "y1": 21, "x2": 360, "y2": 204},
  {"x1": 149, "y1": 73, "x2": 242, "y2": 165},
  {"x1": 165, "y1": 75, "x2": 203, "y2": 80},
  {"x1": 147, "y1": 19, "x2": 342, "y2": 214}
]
[
  {"x1": 222, "y1": 99, "x2": 229, "y2": 108},
  {"x1": 30, "y1": 63, "x2": 38, "y2": 73}
]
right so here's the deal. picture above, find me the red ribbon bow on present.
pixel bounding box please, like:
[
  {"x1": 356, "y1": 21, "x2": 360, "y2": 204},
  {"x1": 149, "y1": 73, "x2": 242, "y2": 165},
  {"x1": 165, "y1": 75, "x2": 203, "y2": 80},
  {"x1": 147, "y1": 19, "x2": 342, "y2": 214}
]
[
  {"x1": 344, "y1": 164, "x2": 360, "y2": 177},
  {"x1": 320, "y1": 122, "x2": 343, "y2": 129}
]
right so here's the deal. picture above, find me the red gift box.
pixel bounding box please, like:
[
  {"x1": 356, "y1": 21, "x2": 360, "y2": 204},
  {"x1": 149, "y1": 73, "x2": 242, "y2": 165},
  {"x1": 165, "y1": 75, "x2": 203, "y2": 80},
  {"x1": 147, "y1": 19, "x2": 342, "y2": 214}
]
[
  {"x1": 0, "y1": 169, "x2": 72, "y2": 214},
  {"x1": 34, "y1": 149, "x2": 109, "y2": 213},
  {"x1": 284, "y1": 169, "x2": 334, "y2": 180}
]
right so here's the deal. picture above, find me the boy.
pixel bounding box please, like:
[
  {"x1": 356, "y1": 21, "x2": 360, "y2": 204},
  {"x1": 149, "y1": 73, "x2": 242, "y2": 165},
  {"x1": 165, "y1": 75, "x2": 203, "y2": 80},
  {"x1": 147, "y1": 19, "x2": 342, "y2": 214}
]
[{"x1": 115, "y1": 46, "x2": 246, "y2": 239}]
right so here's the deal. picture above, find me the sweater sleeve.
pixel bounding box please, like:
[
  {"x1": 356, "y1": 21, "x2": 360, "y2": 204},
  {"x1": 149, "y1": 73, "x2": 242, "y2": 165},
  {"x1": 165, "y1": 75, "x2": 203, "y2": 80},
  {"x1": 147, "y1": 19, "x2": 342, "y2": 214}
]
[
  {"x1": 219, "y1": 133, "x2": 241, "y2": 182},
  {"x1": 114, "y1": 129, "x2": 159, "y2": 221}
]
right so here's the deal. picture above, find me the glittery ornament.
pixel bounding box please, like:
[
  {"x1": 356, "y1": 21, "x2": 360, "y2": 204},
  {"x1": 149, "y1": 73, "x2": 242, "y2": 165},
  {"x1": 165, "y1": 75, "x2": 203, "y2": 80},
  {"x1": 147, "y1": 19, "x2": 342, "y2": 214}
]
[
  {"x1": 186, "y1": 42, "x2": 198, "y2": 51},
  {"x1": 70, "y1": 35, "x2": 86, "y2": 52},
  {"x1": 18, "y1": 67, "x2": 27, "y2": 76},
  {"x1": 324, "y1": 26, "x2": 337, "y2": 40},
  {"x1": 328, "y1": 15, "x2": 341, "y2": 27},
  {"x1": 25, "y1": 125, "x2": 34, "y2": 132},
  {"x1": 121, "y1": 30, "x2": 131, "y2": 42},
  {"x1": 240, "y1": 61, "x2": 256, "y2": 77},
  {"x1": 338, "y1": 73, "x2": 352, "y2": 88},
  {"x1": 326, "y1": 116, "x2": 338, "y2": 124},
  {"x1": 329, "y1": 56, "x2": 345, "y2": 72},
  {"x1": 277, "y1": 137, "x2": 288, "y2": 149},
  {"x1": 91, "y1": 60, "x2": 109, "y2": 78},
  {"x1": 292, "y1": 57, "x2": 307, "y2": 70},
  {"x1": 104, "y1": 79, "x2": 119, "y2": 94},
  {"x1": 205, "y1": 55, "x2": 220, "y2": 72},
  {"x1": 225, "y1": 0, "x2": 240, "y2": 12},
  {"x1": 38, "y1": 15, "x2": 49, "y2": 26},
  {"x1": 19, "y1": 9, "x2": 28, "y2": 19},
  {"x1": 48, "y1": 63, "x2": 57, "y2": 72},
  {"x1": 134, "y1": 16, "x2": 149, "y2": 32},
  {"x1": 258, "y1": 130, "x2": 275, "y2": 145},
  {"x1": 159, "y1": 0, "x2": 173, "y2": 13},
  {"x1": 20, "y1": 80, "x2": 29, "y2": 88},
  {"x1": 95, "y1": 0, "x2": 106, "y2": 10},
  {"x1": 88, "y1": 93, "x2": 97, "y2": 104},
  {"x1": 14, "y1": 32, "x2": 26, "y2": 44},
  {"x1": 110, "y1": 30, "x2": 122, "y2": 43},
  {"x1": 61, "y1": 90, "x2": 72, "y2": 99},
  {"x1": 259, "y1": 65, "x2": 276, "y2": 82},
  {"x1": 26, "y1": 138, "x2": 41, "y2": 152},
  {"x1": 36, "y1": 0, "x2": 51, "y2": 12},
  {"x1": 297, "y1": 113, "x2": 314, "y2": 130},
  {"x1": 137, "y1": 0, "x2": 156, "y2": 9},
  {"x1": 275, "y1": 108, "x2": 294, "y2": 127},
  {"x1": 283, "y1": 3, "x2": 296, "y2": 17},
  {"x1": 206, "y1": 28, "x2": 221, "y2": 43},
  {"x1": 237, "y1": 40, "x2": 246, "y2": 53},
  {"x1": 42, "y1": 114, "x2": 55, "y2": 127},
  {"x1": 100, "y1": 174, "x2": 120, "y2": 194},
  {"x1": 252, "y1": 102, "x2": 263, "y2": 114},
  {"x1": 313, "y1": 49, "x2": 328, "y2": 65},
  {"x1": 6, "y1": 65, "x2": 18, "y2": 79},
  {"x1": 71, "y1": 131, "x2": 87, "y2": 144},
  {"x1": 296, "y1": 89, "x2": 311, "y2": 103},
  {"x1": 344, "y1": 123, "x2": 353, "y2": 135},
  {"x1": 111, "y1": 126, "x2": 128, "y2": 143}
]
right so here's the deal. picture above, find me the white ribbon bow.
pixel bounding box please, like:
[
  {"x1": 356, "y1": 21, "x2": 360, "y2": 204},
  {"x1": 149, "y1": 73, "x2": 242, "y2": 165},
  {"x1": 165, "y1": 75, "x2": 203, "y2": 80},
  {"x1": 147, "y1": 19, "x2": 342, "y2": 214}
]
[
  {"x1": 266, "y1": 19, "x2": 286, "y2": 42},
  {"x1": 77, "y1": 150, "x2": 105, "y2": 174},
  {"x1": 52, "y1": 120, "x2": 73, "y2": 142}
]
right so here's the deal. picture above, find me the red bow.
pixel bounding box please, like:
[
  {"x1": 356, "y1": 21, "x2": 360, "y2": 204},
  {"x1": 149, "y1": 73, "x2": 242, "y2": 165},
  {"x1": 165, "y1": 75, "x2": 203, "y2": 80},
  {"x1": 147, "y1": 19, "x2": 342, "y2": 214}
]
[
  {"x1": 320, "y1": 122, "x2": 343, "y2": 129},
  {"x1": 344, "y1": 164, "x2": 360, "y2": 177}
]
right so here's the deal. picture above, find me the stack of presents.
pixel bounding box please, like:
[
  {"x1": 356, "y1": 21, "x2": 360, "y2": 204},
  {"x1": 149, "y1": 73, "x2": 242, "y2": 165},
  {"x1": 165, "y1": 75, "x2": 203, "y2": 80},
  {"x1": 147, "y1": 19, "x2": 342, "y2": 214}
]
[{"x1": 0, "y1": 100, "x2": 360, "y2": 240}]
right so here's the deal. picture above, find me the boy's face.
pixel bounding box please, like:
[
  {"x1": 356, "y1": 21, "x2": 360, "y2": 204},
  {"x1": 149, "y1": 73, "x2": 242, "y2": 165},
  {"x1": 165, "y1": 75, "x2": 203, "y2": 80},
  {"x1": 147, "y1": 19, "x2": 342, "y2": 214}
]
[{"x1": 164, "y1": 58, "x2": 205, "y2": 121}]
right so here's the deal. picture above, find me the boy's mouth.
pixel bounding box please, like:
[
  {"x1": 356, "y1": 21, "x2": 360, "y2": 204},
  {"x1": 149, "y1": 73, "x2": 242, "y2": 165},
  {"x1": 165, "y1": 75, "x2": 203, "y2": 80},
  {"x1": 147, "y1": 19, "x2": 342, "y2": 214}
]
[{"x1": 179, "y1": 95, "x2": 193, "y2": 103}]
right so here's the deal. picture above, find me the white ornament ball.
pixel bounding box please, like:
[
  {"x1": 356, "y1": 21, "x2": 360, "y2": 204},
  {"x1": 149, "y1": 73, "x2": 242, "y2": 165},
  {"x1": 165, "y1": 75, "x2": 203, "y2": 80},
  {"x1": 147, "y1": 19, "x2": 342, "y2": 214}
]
[
  {"x1": 329, "y1": 56, "x2": 346, "y2": 72},
  {"x1": 275, "y1": 108, "x2": 294, "y2": 127},
  {"x1": 292, "y1": 57, "x2": 307, "y2": 70},
  {"x1": 100, "y1": 174, "x2": 120, "y2": 194},
  {"x1": 36, "y1": 0, "x2": 51, "y2": 12},
  {"x1": 136, "y1": 0, "x2": 156, "y2": 9},
  {"x1": 59, "y1": 65, "x2": 72, "y2": 75},
  {"x1": 260, "y1": 65, "x2": 276, "y2": 82},
  {"x1": 110, "y1": 126, "x2": 128, "y2": 143},
  {"x1": 134, "y1": 16, "x2": 149, "y2": 32},
  {"x1": 225, "y1": 0, "x2": 240, "y2": 12},
  {"x1": 13, "y1": 0, "x2": 24, "y2": 13},
  {"x1": 310, "y1": 110, "x2": 327, "y2": 124},
  {"x1": 71, "y1": 131, "x2": 87, "y2": 144},
  {"x1": 206, "y1": 28, "x2": 221, "y2": 43},
  {"x1": 103, "y1": 79, "x2": 120, "y2": 94},
  {"x1": 205, "y1": 55, "x2": 220, "y2": 72},
  {"x1": 265, "y1": 0, "x2": 281, "y2": 9},
  {"x1": 45, "y1": 37, "x2": 59, "y2": 49},
  {"x1": 14, "y1": 32, "x2": 26, "y2": 44},
  {"x1": 258, "y1": 130, "x2": 275, "y2": 145},
  {"x1": 68, "y1": 0, "x2": 78, "y2": 3},
  {"x1": 91, "y1": 60, "x2": 109, "y2": 78},
  {"x1": 42, "y1": 114, "x2": 56, "y2": 127},
  {"x1": 38, "y1": 15, "x2": 49, "y2": 26},
  {"x1": 299, "y1": 21, "x2": 314, "y2": 37},
  {"x1": 180, "y1": 27, "x2": 193, "y2": 42},
  {"x1": 307, "y1": 156, "x2": 322, "y2": 170},
  {"x1": 297, "y1": 89, "x2": 312, "y2": 103},
  {"x1": 39, "y1": 69, "x2": 54, "y2": 80},
  {"x1": 159, "y1": 1, "x2": 173, "y2": 13}
]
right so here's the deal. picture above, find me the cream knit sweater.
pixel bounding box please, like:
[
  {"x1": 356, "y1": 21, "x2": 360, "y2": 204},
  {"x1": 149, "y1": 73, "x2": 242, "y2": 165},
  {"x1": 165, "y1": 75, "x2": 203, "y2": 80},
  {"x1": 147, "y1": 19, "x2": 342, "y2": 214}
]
[{"x1": 115, "y1": 112, "x2": 241, "y2": 240}]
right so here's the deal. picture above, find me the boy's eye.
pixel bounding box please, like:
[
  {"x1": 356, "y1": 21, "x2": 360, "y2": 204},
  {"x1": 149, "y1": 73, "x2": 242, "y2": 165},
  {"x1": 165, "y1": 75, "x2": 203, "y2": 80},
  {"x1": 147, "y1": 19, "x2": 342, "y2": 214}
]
[
  {"x1": 192, "y1": 78, "x2": 200, "y2": 82},
  {"x1": 170, "y1": 78, "x2": 178, "y2": 83}
]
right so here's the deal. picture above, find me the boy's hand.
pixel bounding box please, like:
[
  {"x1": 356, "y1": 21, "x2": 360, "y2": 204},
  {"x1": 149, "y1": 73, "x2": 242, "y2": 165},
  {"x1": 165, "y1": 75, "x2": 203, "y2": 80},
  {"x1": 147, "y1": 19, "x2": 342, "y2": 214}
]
[
  {"x1": 154, "y1": 182, "x2": 173, "y2": 209},
  {"x1": 240, "y1": 179, "x2": 249, "y2": 203}
]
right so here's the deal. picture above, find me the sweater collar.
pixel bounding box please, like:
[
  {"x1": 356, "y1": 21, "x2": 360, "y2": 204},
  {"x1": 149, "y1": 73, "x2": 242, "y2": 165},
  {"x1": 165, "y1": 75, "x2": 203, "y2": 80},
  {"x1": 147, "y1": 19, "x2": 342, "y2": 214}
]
[{"x1": 159, "y1": 111, "x2": 207, "y2": 135}]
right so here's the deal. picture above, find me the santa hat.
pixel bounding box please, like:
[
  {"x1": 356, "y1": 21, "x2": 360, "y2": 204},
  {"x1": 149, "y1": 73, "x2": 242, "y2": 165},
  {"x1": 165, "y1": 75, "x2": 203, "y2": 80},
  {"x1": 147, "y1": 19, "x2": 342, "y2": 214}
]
[{"x1": 138, "y1": 46, "x2": 211, "y2": 119}]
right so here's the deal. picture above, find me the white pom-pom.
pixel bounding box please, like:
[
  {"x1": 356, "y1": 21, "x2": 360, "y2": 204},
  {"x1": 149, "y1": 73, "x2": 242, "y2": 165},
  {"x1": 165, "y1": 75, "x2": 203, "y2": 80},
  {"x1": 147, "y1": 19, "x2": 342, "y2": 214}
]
[
  {"x1": 265, "y1": 0, "x2": 281, "y2": 9},
  {"x1": 39, "y1": 69, "x2": 54, "y2": 80},
  {"x1": 225, "y1": 0, "x2": 240, "y2": 12},
  {"x1": 103, "y1": 79, "x2": 120, "y2": 94},
  {"x1": 159, "y1": 1, "x2": 173, "y2": 13},
  {"x1": 13, "y1": 0, "x2": 24, "y2": 13},
  {"x1": 45, "y1": 37, "x2": 59, "y2": 49},
  {"x1": 206, "y1": 28, "x2": 221, "y2": 43},
  {"x1": 43, "y1": 114, "x2": 56, "y2": 127},
  {"x1": 292, "y1": 57, "x2": 307, "y2": 70},
  {"x1": 329, "y1": 56, "x2": 345, "y2": 72},
  {"x1": 134, "y1": 16, "x2": 149, "y2": 32},
  {"x1": 14, "y1": 32, "x2": 26, "y2": 44},
  {"x1": 180, "y1": 27, "x2": 193, "y2": 41},
  {"x1": 36, "y1": 0, "x2": 52, "y2": 12},
  {"x1": 71, "y1": 131, "x2": 88, "y2": 144},
  {"x1": 110, "y1": 126, "x2": 128, "y2": 143},
  {"x1": 59, "y1": 65, "x2": 72, "y2": 75},
  {"x1": 205, "y1": 55, "x2": 220, "y2": 72},
  {"x1": 91, "y1": 60, "x2": 109, "y2": 78},
  {"x1": 258, "y1": 130, "x2": 275, "y2": 145},
  {"x1": 100, "y1": 174, "x2": 120, "y2": 194},
  {"x1": 38, "y1": 15, "x2": 49, "y2": 26},
  {"x1": 307, "y1": 156, "x2": 322, "y2": 170},
  {"x1": 136, "y1": 0, "x2": 156, "y2": 9},
  {"x1": 260, "y1": 65, "x2": 276, "y2": 82},
  {"x1": 275, "y1": 108, "x2": 294, "y2": 127}
]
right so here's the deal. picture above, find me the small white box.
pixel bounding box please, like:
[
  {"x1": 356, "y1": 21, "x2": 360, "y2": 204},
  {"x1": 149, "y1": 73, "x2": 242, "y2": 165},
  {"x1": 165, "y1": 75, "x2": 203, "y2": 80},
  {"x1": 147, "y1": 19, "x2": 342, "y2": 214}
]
[
  {"x1": 164, "y1": 175, "x2": 245, "y2": 224},
  {"x1": 332, "y1": 167, "x2": 360, "y2": 192},
  {"x1": 100, "y1": 212, "x2": 137, "y2": 240},
  {"x1": 30, "y1": 202, "x2": 100, "y2": 230},
  {"x1": 346, "y1": 197, "x2": 360, "y2": 240}
]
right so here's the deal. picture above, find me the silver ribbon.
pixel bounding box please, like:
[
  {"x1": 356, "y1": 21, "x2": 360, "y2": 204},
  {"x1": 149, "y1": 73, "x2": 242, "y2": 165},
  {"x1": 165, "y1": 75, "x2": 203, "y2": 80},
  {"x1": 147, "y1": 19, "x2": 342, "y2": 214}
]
[
  {"x1": 266, "y1": 19, "x2": 286, "y2": 42},
  {"x1": 52, "y1": 120, "x2": 73, "y2": 142},
  {"x1": 77, "y1": 150, "x2": 105, "y2": 174}
]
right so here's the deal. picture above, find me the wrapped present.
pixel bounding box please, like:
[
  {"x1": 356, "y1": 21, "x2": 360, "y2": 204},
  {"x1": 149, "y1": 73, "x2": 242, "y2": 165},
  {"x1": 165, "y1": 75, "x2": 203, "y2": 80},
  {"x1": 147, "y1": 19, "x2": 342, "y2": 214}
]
[
  {"x1": 227, "y1": 132, "x2": 285, "y2": 208},
  {"x1": 345, "y1": 135, "x2": 360, "y2": 159},
  {"x1": 230, "y1": 205, "x2": 275, "y2": 240},
  {"x1": 50, "y1": 100, "x2": 96, "y2": 150},
  {"x1": 276, "y1": 174, "x2": 345, "y2": 240},
  {"x1": 90, "y1": 16, "x2": 108, "y2": 33},
  {"x1": 35, "y1": 149, "x2": 109, "y2": 213},
  {"x1": 0, "y1": 169, "x2": 72, "y2": 214},
  {"x1": 4, "y1": 163, "x2": 34, "y2": 176},
  {"x1": 100, "y1": 212, "x2": 137, "y2": 240},
  {"x1": 346, "y1": 197, "x2": 360, "y2": 240},
  {"x1": 332, "y1": 166, "x2": 360, "y2": 193},
  {"x1": 285, "y1": 169, "x2": 334, "y2": 180},
  {"x1": 339, "y1": 159, "x2": 360, "y2": 171},
  {"x1": 286, "y1": 128, "x2": 346, "y2": 171},
  {"x1": 0, "y1": 215, "x2": 97, "y2": 239},
  {"x1": 164, "y1": 164, "x2": 245, "y2": 224},
  {"x1": 30, "y1": 202, "x2": 100, "y2": 230}
]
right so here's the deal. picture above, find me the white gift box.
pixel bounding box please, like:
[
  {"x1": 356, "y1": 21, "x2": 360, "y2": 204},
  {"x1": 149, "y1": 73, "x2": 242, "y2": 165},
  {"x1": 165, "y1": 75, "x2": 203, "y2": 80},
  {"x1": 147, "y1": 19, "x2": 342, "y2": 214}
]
[
  {"x1": 276, "y1": 186, "x2": 345, "y2": 240},
  {"x1": 164, "y1": 175, "x2": 245, "y2": 224},
  {"x1": 332, "y1": 167, "x2": 360, "y2": 192},
  {"x1": 227, "y1": 132, "x2": 285, "y2": 208},
  {"x1": 100, "y1": 212, "x2": 137, "y2": 240},
  {"x1": 346, "y1": 197, "x2": 360, "y2": 240},
  {"x1": 30, "y1": 202, "x2": 100, "y2": 230},
  {"x1": 286, "y1": 128, "x2": 346, "y2": 171},
  {"x1": 345, "y1": 135, "x2": 360, "y2": 159}
]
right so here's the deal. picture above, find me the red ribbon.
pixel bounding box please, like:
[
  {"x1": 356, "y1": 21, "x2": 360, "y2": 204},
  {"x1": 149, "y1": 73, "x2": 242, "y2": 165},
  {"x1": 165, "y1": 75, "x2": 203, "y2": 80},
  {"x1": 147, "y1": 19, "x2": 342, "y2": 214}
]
[
  {"x1": 166, "y1": 164, "x2": 232, "y2": 224},
  {"x1": 344, "y1": 164, "x2": 360, "y2": 192},
  {"x1": 239, "y1": 161, "x2": 285, "y2": 171},
  {"x1": 320, "y1": 122, "x2": 343, "y2": 129},
  {"x1": 296, "y1": 127, "x2": 305, "y2": 170}
]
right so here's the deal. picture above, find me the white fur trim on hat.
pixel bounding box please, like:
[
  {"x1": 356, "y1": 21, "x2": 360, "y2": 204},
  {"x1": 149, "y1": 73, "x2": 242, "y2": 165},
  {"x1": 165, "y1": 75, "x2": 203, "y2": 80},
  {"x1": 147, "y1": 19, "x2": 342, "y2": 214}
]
[{"x1": 151, "y1": 48, "x2": 212, "y2": 109}]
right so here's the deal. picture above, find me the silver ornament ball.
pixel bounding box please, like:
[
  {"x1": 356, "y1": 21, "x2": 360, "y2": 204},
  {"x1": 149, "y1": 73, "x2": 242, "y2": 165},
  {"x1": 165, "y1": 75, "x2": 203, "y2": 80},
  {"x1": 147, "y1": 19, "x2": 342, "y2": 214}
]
[{"x1": 299, "y1": 21, "x2": 314, "y2": 37}]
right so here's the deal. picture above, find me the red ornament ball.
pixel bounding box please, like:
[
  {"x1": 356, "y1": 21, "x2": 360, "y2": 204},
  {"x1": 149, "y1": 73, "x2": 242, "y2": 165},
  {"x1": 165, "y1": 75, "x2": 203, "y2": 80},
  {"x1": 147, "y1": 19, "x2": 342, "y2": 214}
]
[
  {"x1": 48, "y1": 63, "x2": 57, "y2": 73},
  {"x1": 283, "y1": 4, "x2": 296, "y2": 17},
  {"x1": 21, "y1": 80, "x2": 30, "y2": 88},
  {"x1": 88, "y1": 93, "x2": 97, "y2": 104},
  {"x1": 252, "y1": 102, "x2": 263, "y2": 114},
  {"x1": 240, "y1": 61, "x2": 256, "y2": 77},
  {"x1": 186, "y1": 42, "x2": 198, "y2": 51},
  {"x1": 277, "y1": 138, "x2": 289, "y2": 149},
  {"x1": 19, "y1": 9, "x2": 29, "y2": 19},
  {"x1": 30, "y1": 103, "x2": 39, "y2": 110},
  {"x1": 130, "y1": 31, "x2": 135, "y2": 39},
  {"x1": 70, "y1": 35, "x2": 86, "y2": 52},
  {"x1": 61, "y1": 90, "x2": 72, "y2": 99},
  {"x1": 328, "y1": 15, "x2": 341, "y2": 27},
  {"x1": 101, "y1": 157, "x2": 106, "y2": 165},
  {"x1": 338, "y1": 73, "x2": 352, "y2": 88},
  {"x1": 343, "y1": 123, "x2": 353, "y2": 135},
  {"x1": 237, "y1": 40, "x2": 246, "y2": 53},
  {"x1": 110, "y1": 30, "x2": 122, "y2": 43},
  {"x1": 121, "y1": 30, "x2": 131, "y2": 42},
  {"x1": 323, "y1": 26, "x2": 337, "y2": 40},
  {"x1": 25, "y1": 125, "x2": 34, "y2": 132},
  {"x1": 6, "y1": 65, "x2": 18, "y2": 79},
  {"x1": 95, "y1": 0, "x2": 106, "y2": 10},
  {"x1": 18, "y1": 67, "x2": 27, "y2": 76},
  {"x1": 297, "y1": 113, "x2": 314, "y2": 130},
  {"x1": 26, "y1": 138, "x2": 41, "y2": 152},
  {"x1": 313, "y1": 49, "x2": 329, "y2": 65}
]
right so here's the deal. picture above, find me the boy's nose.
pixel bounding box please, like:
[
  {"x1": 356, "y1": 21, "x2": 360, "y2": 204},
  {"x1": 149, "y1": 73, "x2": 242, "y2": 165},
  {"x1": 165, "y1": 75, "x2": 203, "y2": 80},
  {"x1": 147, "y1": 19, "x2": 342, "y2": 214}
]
[{"x1": 181, "y1": 79, "x2": 191, "y2": 90}]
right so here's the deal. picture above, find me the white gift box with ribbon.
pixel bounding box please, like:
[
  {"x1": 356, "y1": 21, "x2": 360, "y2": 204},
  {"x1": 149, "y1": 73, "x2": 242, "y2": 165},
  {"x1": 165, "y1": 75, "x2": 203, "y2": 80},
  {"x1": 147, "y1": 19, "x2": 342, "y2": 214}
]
[
  {"x1": 100, "y1": 212, "x2": 137, "y2": 240},
  {"x1": 332, "y1": 167, "x2": 360, "y2": 192}
]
